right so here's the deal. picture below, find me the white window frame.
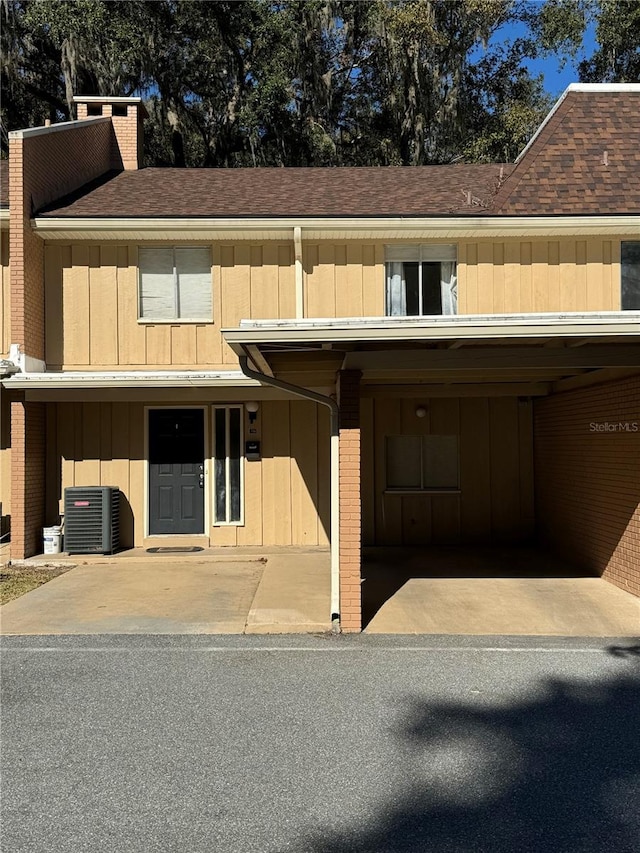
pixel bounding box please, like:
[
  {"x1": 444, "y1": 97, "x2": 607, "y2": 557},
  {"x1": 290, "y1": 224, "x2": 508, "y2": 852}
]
[
  {"x1": 385, "y1": 244, "x2": 457, "y2": 317},
  {"x1": 385, "y1": 434, "x2": 460, "y2": 494},
  {"x1": 138, "y1": 245, "x2": 213, "y2": 323},
  {"x1": 212, "y1": 405, "x2": 244, "y2": 526}
]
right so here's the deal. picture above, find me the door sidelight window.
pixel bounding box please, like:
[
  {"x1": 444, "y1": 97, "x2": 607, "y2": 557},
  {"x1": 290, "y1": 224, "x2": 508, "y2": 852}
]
[{"x1": 213, "y1": 406, "x2": 243, "y2": 524}]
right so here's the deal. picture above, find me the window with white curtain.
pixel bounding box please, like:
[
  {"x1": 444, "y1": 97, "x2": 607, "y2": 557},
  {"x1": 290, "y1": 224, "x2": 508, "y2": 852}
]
[
  {"x1": 139, "y1": 247, "x2": 212, "y2": 321},
  {"x1": 385, "y1": 245, "x2": 457, "y2": 317}
]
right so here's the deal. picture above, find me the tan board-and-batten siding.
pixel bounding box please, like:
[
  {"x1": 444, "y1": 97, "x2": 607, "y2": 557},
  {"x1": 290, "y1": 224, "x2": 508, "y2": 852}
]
[
  {"x1": 303, "y1": 243, "x2": 385, "y2": 318},
  {"x1": 45, "y1": 399, "x2": 330, "y2": 548},
  {"x1": 361, "y1": 395, "x2": 534, "y2": 546},
  {"x1": 42, "y1": 393, "x2": 536, "y2": 552},
  {"x1": 458, "y1": 239, "x2": 620, "y2": 314},
  {"x1": 43, "y1": 238, "x2": 624, "y2": 370},
  {"x1": 44, "y1": 243, "x2": 295, "y2": 369}
]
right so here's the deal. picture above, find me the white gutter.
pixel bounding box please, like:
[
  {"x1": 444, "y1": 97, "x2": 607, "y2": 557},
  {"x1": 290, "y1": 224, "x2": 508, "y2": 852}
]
[
  {"x1": 2, "y1": 370, "x2": 262, "y2": 390},
  {"x1": 294, "y1": 226, "x2": 304, "y2": 319},
  {"x1": 238, "y1": 355, "x2": 341, "y2": 632},
  {"x1": 30, "y1": 214, "x2": 640, "y2": 240}
]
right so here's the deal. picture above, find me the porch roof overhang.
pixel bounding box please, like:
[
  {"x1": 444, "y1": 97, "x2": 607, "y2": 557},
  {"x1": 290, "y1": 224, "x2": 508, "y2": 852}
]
[
  {"x1": 222, "y1": 311, "x2": 640, "y2": 391},
  {"x1": 224, "y1": 312, "x2": 640, "y2": 349},
  {"x1": 1, "y1": 369, "x2": 261, "y2": 390}
]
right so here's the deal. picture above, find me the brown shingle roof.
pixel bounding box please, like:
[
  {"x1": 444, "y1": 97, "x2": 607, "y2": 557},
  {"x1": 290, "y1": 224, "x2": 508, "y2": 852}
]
[
  {"x1": 39, "y1": 164, "x2": 511, "y2": 218},
  {"x1": 0, "y1": 160, "x2": 8, "y2": 208},
  {"x1": 493, "y1": 88, "x2": 640, "y2": 214},
  {"x1": 30, "y1": 86, "x2": 640, "y2": 219}
]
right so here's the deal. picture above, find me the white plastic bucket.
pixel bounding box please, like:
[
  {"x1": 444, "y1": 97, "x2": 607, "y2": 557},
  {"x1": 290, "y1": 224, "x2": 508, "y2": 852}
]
[{"x1": 43, "y1": 526, "x2": 62, "y2": 555}]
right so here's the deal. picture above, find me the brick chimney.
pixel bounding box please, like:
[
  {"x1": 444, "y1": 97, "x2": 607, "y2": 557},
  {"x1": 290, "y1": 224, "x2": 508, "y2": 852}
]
[
  {"x1": 74, "y1": 96, "x2": 148, "y2": 170},
  {"x1": 6, "y1": 96, "x2": 147, "y2": 557}
]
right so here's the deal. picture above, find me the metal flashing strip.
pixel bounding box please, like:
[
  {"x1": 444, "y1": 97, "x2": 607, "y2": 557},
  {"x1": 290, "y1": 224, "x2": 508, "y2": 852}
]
[
  {"x1": 565, "y1": 83, "x2": 640, "y2": 92},
  {"x1": 8, "y1": 116, "x2": 110, "y2": 140},
  {"x1": 2, "y1": 370, "x2": 261, "y2": 390},
  {"x1": 223, "y1": 312, "x2": 640, "y2": 351},
  {"x1": 73, "y1": 95, "x2": 145, "y2": 104}
]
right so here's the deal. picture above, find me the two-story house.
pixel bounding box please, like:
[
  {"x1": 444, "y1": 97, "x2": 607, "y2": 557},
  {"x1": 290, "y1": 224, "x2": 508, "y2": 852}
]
[{"x1": 1, "y1": 84, "x2": 638, "y2": 632}]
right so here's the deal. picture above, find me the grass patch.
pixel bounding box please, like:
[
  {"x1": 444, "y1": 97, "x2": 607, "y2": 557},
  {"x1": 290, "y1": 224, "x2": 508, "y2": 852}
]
[{"x1": 0, "y1": 564, "x2": 73, "y2": 605}]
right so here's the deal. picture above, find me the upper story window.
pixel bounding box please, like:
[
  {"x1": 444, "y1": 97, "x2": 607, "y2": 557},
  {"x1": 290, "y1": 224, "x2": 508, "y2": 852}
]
[
  {"x1": 385, "y1": 245, "x2": 457, "y2": 317},
  {"x1": 139, "y1": 247, "x2": 212, "y2": 322},
  {"x1": 621, "y1": 242, "x2": 640, "y2": 310}
]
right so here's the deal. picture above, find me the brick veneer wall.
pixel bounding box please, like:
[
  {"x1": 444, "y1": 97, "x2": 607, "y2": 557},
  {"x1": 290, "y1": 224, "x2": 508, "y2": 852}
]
[
  {"x1": 534, "y1": 374, "x2": 640, "y2": 596},
  {"x1": 7, "y1": 101, "x2": 144, "y2": 557},
  {"x1": 338, "y1": 370, "x2": 363, "y2": 632},
  {"x1": 10, "y1": 401, "x2": 45, "y2": 559},
  {"x1": 9, "y1": 120, "x2": 115, "y2": 359},
  {"x1": 22, "y1": 119, "x2": 115, "y2": 213},
  {"x1": 8, "y1": 111, "x2": 135, "y2": 557}
]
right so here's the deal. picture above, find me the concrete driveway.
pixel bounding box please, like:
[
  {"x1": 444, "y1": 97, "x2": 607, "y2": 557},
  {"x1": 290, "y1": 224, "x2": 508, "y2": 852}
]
[{"x1": 0, "y1": 548, "x2": 331, "y2": 635}]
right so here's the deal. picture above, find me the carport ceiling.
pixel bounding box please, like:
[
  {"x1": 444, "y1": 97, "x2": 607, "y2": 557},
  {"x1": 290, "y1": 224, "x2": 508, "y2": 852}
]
[{"x1": 341, "y1": 344, "x2": 640, "y2": 371}]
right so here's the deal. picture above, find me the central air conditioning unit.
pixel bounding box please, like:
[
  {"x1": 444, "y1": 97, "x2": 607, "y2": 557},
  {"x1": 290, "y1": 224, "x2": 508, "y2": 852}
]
[{"x1": 63, "y1": 486, "x2": 120, "y2": 554}]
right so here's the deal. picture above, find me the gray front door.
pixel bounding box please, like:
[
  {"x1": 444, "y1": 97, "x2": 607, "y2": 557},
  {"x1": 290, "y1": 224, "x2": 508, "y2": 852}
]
[{"x1": 148, "y1": 409, "x2": 205, "y2": 535}]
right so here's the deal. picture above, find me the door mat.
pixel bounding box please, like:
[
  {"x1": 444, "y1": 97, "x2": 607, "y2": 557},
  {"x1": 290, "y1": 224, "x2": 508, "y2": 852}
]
[{"x1": 146, "y1": 547, "x2": 205, "y2": 554}]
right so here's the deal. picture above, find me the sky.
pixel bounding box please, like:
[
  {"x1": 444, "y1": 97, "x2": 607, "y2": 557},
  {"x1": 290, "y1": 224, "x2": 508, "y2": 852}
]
[{"x1": 498, "y1": 18, "x2": 599, "y2": 99}]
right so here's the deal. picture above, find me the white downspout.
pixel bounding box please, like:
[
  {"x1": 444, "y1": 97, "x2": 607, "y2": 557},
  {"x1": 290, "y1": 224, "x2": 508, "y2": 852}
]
[
  {"x1": 239, "y1": 355, "x2": 341, "y2": 630},
  {"x1": 294, "y1": 226, "x2": 304, "y2": 319}
]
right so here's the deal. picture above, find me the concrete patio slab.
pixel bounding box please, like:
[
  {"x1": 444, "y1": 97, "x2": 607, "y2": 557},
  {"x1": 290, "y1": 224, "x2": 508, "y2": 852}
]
[
  {"x1": 363, "y1": 547, "x2": 640, "y2": 636},
  {"x1": 0, "y1": 559, "x2": 265, "y2": 634},
  {"x1": 0, "y1": 549, "x2": 332, "y2": 635},
  {"x1": 245, "y1": 552, "x2": 331, "y2": 633}
]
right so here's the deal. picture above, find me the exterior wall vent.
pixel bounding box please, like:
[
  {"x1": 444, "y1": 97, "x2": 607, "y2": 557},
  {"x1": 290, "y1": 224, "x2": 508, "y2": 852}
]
[{"x1": 63, "y1": 487, "x2": 120, "y2": 554}]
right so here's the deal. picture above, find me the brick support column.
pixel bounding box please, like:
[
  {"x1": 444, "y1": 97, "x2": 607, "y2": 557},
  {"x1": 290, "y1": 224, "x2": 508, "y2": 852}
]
[
  {"x1": 337, "y1": 369, "x2": 362, "y2": 632},
  {"x1": 10, "y1": 400, "x2": 46, "y2": 559}
]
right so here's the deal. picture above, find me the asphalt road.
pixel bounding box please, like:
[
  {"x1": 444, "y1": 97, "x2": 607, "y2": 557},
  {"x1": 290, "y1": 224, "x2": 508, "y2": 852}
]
[{"x1": 2, "y1": 634, "x2": 639, "y2": 853}]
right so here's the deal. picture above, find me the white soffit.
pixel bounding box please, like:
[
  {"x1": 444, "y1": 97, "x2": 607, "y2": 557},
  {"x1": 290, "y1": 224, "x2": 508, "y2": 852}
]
[{"x1": 31, "y1": 214, "x2": 640, "y2": 240}]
